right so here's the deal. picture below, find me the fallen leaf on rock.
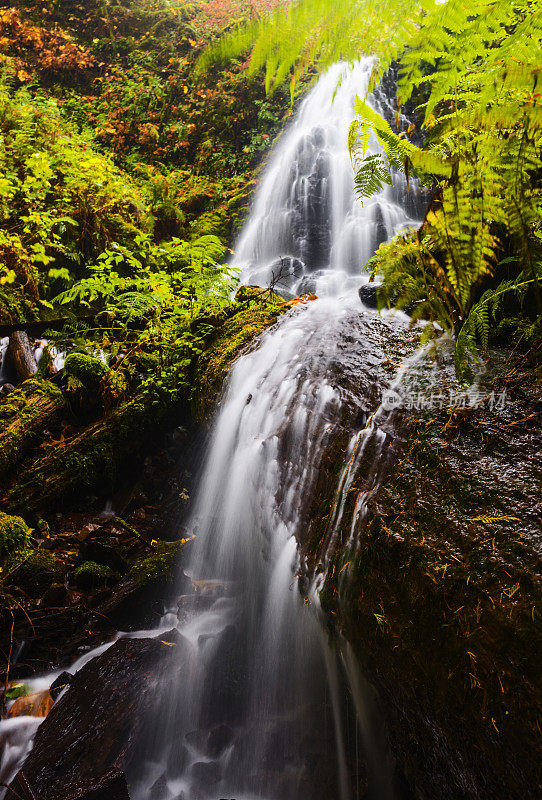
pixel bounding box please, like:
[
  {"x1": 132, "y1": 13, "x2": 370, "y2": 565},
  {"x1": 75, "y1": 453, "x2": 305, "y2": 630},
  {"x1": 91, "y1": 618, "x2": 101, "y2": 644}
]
[{"x1": 8, "y1": 690, "x2": 53, "y2": 718}]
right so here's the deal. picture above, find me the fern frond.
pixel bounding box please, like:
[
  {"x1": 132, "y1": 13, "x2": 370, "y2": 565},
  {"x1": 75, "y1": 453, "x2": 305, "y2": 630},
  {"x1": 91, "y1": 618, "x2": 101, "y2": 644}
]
[{"x1": 353, "y1": 154, "x2": 392, "y2": 201}]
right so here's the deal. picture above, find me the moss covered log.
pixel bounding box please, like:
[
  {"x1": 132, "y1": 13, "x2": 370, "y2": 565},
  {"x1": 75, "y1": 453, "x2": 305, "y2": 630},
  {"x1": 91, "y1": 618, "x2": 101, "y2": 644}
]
[
  {"x1": 192, "y1": 288, "x2": 285, "y2": 421},
  {"x1": 0, "y1": 381, "x2": 65, "y2": 485},
  {"x1": 1, "y1": 295, "x2": 284, "y2": 513},
  {"x1": 2, "y1": 386, "x2": 177, "y2": 513}
]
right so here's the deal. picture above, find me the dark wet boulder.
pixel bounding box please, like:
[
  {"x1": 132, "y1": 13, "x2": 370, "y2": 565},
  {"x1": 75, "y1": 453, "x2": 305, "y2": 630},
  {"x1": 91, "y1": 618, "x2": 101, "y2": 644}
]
[
  {"x1": 78, "y1": 541, "x2": 129, "y2": 574},
  {"x1": 6, "y1": 767, "x2": 132, "y2": 800},
  {"x1": 2, "y1": 767, "x2": 133, "y2": 800},
  {"x1": 60, "y1": 768, "x2": 131, "y2": 800},
  {"x1": 191, "y1": 759, "x2": 221, "y2": 787},
  {"x1": 0, "y1": 381, "x2": 15, "y2": 396},
  {"x1": 49, "y1": 670, "x2": 72, "y2": 701},
  {"x1": 14, "y1": 634, "x2": 189, "y2": 800},
  {"x1": 358, "y1": 283, "x2": 380, "y2": 309}
]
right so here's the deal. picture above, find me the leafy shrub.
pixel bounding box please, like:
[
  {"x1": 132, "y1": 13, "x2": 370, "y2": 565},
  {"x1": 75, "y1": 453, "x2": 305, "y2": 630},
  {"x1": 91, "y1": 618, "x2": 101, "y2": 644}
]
[{"x1": 0, "y1": 82, "x2": 150, "y2": 317}]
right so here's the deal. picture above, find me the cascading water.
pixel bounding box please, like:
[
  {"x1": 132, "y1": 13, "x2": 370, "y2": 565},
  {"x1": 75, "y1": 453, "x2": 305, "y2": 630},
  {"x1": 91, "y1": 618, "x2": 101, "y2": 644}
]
[
  {"x1": 234, "y1": 60, "x2": 418, "y2": 297},
  {"x1": 0, "y1": 59, "x2": 426, "y2": 800},
  {"x1": 127, "y1": 58, "x2": 423, "y2": 800}
]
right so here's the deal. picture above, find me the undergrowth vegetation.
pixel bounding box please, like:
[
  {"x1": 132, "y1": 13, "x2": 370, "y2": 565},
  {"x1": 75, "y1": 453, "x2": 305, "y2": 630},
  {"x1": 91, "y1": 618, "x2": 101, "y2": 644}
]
[{"x1": 0, "y1": 0, "x2": 289, "y2": 401}]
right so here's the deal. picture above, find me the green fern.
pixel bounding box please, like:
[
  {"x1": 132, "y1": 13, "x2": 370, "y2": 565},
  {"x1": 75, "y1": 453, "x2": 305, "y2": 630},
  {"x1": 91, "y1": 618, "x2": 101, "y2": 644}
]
[
  {"x1": 202, "y1": 0, "x2": 542, "y2": 381},
  {"x1": 353, "y1": 154, "x2": 392, "y2": 201},
  {"x1": 455, "y1": 272, "x2": 541, "y2": 382}
]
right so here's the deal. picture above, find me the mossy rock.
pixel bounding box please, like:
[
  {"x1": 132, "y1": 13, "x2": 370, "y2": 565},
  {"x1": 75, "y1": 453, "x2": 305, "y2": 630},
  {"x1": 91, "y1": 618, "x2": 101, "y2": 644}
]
[
  {"x1": 234, "y1": 284, "x2": 276, "y2": 303},
  {"x1": 73, "y1": 561, "x2": 120, "y2": 591},
  {"x1": 63, "y1": 352, "x2": 109, "y2": 388},
  {"x1": 193, "y1": 291, "x2": 285, "y2": 421},
  {"x1": 128, "y1": 540, "x2": 187, "y2": 588},
  {"x1": 6, "y1": 548, "x2": 60, "y2": 597},
  {"x1": 0, "y1": 511, "x2": 31, "y2": 562}
]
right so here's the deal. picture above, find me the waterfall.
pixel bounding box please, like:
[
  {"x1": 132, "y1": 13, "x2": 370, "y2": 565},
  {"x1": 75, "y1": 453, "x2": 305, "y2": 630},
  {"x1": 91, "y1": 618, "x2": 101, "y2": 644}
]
[
  {"x1": 0, "y1": 60, "x2": 425, "y2": 800},
  {"x1": 233, "y1": 59, "x2": 417, "y2": 297},
  {"x1": 127, "y1": 60, "x2": 423, "y2": 800}
]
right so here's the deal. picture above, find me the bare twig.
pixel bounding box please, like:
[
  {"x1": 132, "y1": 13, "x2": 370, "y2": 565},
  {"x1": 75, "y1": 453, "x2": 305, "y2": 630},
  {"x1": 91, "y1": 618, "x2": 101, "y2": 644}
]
[
  {"x1": 2, "y1": 607, "x2": 15, "y2": 719},
  {"x1": 0, "y1": 783, "x2": 28, "y2": 800}
]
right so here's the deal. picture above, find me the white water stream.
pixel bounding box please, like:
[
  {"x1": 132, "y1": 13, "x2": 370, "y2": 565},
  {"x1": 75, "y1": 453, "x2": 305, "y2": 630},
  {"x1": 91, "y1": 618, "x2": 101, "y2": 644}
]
[
  {"x1": 235, "y1": 61, "x2": 417, "y2": 296},
  {"x1": 129, "y1": 58, "x2": 422, "y2": 800},
  {"x1": 1, "y1": 60, "x2": 425, "y2": 800}
]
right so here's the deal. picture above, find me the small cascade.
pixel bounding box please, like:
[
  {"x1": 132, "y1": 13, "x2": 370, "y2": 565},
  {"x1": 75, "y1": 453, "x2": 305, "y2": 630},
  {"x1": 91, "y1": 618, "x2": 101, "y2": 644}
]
[{"x1": 233, "y1": 59, "x2": 418, "y2": 298}]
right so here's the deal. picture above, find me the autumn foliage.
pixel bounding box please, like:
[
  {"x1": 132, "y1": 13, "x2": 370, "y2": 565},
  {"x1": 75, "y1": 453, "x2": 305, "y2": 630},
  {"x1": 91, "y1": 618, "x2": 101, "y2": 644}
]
[
  {"x1": 0, "y1": 7, "x2": 96, "y2": 81},
  {"x1": 195, "y1": 0, "x2": 284, "y2": 34}
]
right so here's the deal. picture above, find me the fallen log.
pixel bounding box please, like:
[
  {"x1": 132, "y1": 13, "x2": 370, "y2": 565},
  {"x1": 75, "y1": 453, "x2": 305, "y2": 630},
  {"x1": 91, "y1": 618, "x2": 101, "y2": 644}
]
[
  {"x1": 2, "y1": 386, "x2": 184, "y2": 513},
  {"x1": 0, "y1": 380, "x2": 65, "y2": 487},
  {"x1": 0, "y1": 314, "x2": 94, "y2": 340}
]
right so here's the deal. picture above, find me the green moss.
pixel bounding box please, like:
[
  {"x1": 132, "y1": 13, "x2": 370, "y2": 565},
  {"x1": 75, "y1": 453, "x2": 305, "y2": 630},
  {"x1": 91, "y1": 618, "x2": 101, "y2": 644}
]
[
  {"x1": 0, "y1": 512, "x2": 31, "y2": 562},
  {"x1": 0, "y1": 379, "x2": 65, "y2": 481},
  {"x1": 193, "y1": 293, "x2": 285, "y2": 421},
  {"x1": 74, "y1": 561, "x2": 119, "y2": 590},
  {"x1": 0, "y1": 403, "x2": 19, "y2": 419},
  {"x1": 25, "y1": 549, "x2": 56, "y2": 570},
  {"x1": 129, "y1": 540, "x2": 185, "y2": 587},
  {"x1": 64, "y1": 352, "x2": 109, "y2": 387},
  {"x1": 4, "y1": 384, "x2": 175, "y2": 512}
]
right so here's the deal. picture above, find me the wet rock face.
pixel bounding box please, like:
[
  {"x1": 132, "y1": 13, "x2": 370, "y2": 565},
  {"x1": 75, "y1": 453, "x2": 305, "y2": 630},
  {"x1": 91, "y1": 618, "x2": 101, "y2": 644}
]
[
  {"x1": 9, "y1": 767, "x2": 130, "y2": 800},
  {"x1": 13, "y1": 634, "x2": 189, "y2": 800},
  {"x1": 358, "y1": 284, "x2": 380, "y2": 309},
  {"x1": 305, "y1": 350, "x2": 542, "y2": 800}
]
